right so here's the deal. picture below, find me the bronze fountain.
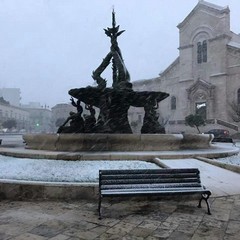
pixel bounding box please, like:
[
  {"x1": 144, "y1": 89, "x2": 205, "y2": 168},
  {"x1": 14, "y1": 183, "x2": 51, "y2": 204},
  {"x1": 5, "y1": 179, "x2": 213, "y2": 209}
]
[
  {"x1": 23, "y1": 11, "x2": 213, "y2": 152},
  {"x1": 58, "y1": 10, "x2": 169, "y2": 134}
]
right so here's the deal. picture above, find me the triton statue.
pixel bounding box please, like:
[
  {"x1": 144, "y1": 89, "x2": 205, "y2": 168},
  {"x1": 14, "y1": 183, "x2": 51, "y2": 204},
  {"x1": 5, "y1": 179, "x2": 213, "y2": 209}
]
[{"x1": 59, "y1": 10, "x2": 169, "y2": 134}]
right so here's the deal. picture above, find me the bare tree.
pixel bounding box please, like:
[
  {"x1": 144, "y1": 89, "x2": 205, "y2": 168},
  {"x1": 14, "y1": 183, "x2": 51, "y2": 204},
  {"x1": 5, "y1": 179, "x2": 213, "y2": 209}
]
[{"x1": 229, "y1": 101, "x2": 240, "y2": 122}]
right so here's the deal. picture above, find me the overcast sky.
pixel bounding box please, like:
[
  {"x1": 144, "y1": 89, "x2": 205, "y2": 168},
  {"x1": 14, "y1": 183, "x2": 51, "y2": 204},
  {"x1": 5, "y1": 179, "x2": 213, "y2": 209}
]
[{"x1": 0, "y1": 0, "x2": 239, "y2": 107}]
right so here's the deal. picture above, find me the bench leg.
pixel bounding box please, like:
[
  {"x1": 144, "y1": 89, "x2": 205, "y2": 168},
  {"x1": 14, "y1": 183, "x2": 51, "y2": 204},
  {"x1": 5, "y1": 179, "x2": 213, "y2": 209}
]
[
  {"x1": 198, "y1": 193, "x2": 211, "y2": 215},
  {"x1": 98, "y1": 195, "x2": 102, "y2": 220}
]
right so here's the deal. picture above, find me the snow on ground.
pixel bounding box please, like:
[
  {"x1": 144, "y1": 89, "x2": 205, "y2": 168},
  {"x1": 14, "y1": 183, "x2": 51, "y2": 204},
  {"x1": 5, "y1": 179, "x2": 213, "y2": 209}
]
[
  {"x1": 0, "y1": 138, "x2": 240, "y2": 183},
  {"x1": 0, "y1": 155, "x2": 159, "y2": 183},
  {"x1": 216, "y1": 154, "x2": 240, "y2": 166},
  {"x1": 214, "y1": 143, "x2": 240, "y2": 166},
  {"x1": 1, "y1": 151, "x2": 240, "y2": 183}
]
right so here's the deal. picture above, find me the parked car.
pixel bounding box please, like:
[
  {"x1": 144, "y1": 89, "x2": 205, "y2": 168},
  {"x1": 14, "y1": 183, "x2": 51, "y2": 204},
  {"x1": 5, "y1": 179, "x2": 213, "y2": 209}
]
[
  {"x1": 205, "y1": 129, "x2": 230, "y2": 138},
  {"x1": 205, "y1": 129, "x2": 233, "y2": 143}
]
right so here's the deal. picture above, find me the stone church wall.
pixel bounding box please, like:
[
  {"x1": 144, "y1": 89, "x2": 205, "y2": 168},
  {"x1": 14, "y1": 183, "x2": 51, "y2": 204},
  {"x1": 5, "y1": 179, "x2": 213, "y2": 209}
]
[{"x1": 130, "y1": 1, "x2": 240, "y2": 134}]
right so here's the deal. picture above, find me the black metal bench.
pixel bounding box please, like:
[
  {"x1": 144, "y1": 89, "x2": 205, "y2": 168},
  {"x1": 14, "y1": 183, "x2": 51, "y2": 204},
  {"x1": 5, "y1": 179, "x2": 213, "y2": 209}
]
[{"x1": 98, "y1": 168, "x2": 211, "y2": 219}]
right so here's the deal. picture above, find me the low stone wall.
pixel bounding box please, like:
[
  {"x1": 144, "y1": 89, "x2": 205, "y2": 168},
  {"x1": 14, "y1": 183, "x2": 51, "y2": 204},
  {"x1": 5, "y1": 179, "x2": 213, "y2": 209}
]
[
  {"x1": 0, "y1": 180, "x2": 98, "y2": 200},
  {"x1": 180, "y1": 133, "x2": 214, "y2": 149},
  {"x1": 23, "y1": 133, "x2": 213, "y2": 152}
]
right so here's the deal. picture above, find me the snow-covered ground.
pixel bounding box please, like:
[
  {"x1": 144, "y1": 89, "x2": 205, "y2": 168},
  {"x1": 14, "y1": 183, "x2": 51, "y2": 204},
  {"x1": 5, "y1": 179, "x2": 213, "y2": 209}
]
[
  {"x1": 215, "y1": 143, "x2": 240, "y2": 166},
  {"x1": 0, "y1": 135, "x2": 239, "y2": 183},
  {"x1": 1, "y1": 150, "x2": 240, "y2": 183},
  {"x1": 0, "y1": 155, "x2": 159, "y2": 183},
  {"x1": 216, "y1": 154, "x2": 240, "y2": 166}
]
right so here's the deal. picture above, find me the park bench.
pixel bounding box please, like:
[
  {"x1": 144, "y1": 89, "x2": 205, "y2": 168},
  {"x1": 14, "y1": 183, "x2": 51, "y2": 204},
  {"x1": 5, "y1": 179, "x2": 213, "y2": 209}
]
[{"x1": 98, "y1": 168, "x2": 211, "y2": 219}]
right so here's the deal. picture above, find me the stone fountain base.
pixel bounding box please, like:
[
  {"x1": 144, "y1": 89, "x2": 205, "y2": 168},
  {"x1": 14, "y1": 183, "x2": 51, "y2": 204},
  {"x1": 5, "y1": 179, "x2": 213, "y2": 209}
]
[{"x1": 23, "y1": 133, "x2": 213, "y2": 152}]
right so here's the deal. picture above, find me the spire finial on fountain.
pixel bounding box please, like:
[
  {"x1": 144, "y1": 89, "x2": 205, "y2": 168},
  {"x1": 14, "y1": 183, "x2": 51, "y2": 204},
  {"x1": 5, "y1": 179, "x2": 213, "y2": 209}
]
[{"x1": 112, "y1": 6, "x2": 116, "y2": 29}]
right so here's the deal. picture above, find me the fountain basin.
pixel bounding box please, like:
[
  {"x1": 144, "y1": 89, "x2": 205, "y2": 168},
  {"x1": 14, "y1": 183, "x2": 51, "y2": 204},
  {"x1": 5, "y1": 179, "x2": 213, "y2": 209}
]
[{"x1": 23, "y1": 133, "x2": 214, "y2": 152}]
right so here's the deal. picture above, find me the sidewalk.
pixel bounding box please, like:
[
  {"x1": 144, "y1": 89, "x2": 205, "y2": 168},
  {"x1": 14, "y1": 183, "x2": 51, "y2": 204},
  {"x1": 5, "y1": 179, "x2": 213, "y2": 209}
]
[
  {"x1": 159, "y1": 158, "x2": 240, "y2": 197},
  {"x1": 0, "y1": 194, "x2": 240, "y2": 240}
]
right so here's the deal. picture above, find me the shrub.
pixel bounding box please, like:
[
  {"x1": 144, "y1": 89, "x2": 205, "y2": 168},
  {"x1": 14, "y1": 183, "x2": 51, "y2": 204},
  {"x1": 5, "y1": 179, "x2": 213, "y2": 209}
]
[{"x1": 185, "y1": 114, "x2": 205, "y2": 133}]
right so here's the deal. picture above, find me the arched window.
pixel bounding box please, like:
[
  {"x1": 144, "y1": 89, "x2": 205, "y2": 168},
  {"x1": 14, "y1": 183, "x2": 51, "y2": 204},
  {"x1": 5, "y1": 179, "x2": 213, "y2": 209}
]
[
  {"x1": 197, "y1": 40, "x2": 207, "y2": 63},
  {"x1": 238, "y1": 88, "x2": 240, "y2": 104},
  {"x1": 197, "y1": 42, "x2": 202, "y2": 63},
  {"x1": 202, "y1": 40, "x2": 207, "y2": 62},
  {"x1": 171, "y1": 96, "x2": 176, "y2": 110}
]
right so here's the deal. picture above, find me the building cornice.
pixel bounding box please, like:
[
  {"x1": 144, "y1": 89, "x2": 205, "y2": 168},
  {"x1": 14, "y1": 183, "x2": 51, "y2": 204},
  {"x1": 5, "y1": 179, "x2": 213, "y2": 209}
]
[
  {"x1": 178, "y1": 44, "x2": 194, "y2": 50},
  {"x1": 0, "y1": 102, "x2": 29, "y2": 112},
  {"x1": 208, "y1": 34, "x2": 231, "y2": 42},
  {"x1": 210, "y1": 73, "x2": 227, "y2": 77}
]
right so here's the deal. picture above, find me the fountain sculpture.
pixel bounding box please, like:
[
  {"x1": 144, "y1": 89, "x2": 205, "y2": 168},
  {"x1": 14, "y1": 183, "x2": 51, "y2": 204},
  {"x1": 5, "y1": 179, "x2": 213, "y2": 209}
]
[
  {"x1": 1, "y1": 11, "x2": 232, "y2": 204},
  {"x1": 59, "y1": 10, "x2": 169, "y2": 134},
  {"x1": 23, "y1": 11, "x2": 213, "y2": 152}
]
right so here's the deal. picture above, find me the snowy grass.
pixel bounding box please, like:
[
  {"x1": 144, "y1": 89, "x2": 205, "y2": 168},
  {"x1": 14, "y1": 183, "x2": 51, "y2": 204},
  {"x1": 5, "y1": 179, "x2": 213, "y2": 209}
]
[
  {"x1": 0, "y1": 155, "x2": 160, "y2": 183},
  {"x1": 1, "y1": 142, "x2": 240, "y2": 183},
  {"x1": 216, "y1": 154, "x2": 240, "y2": 166},
  {"x1": 212, "y1": 143, "x2": 240, "y2": 166}
]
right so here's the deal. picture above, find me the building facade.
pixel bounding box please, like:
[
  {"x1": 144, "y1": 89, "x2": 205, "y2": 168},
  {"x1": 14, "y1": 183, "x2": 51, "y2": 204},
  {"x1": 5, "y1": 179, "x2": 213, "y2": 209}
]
[
  {"x1": 22, "y1": 102, "x2": 53, "y2": 133},
  {"x1": 0, "y1": 98, "x2": 30, "y2": 132},
  {"x1": 51, "y1": 103, "x2": 75, "y2": 132},
  {"x1": 25, "y1": 107, "x2": 52, "y2": 133},
  {"x1": 132, "y1": 0, "x2": 240, "y2": 134}
]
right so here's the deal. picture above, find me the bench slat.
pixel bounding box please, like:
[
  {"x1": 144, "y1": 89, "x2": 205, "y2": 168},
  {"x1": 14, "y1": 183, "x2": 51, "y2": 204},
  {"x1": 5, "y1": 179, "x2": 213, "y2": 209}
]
[
  {"x1": 101, "y1": 188, "x2": 209, "y2": 196},
  {"x1": 101, "y1": 173, "x2": 200, "y2": 180},
  {"x1": 100, "y1": 169, "x2": 199, "y2": 173},
  {"x1": 101, "y1": 182, "x2": 202, "y2": 190},
  {"x1": 101, "y1": 177, "x2": 200, "y2": 185}
]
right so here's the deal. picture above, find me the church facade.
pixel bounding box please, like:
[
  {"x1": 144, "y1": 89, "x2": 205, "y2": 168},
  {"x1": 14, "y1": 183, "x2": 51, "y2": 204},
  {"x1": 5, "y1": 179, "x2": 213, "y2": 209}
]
[{"x1": 131, "y1": 0, "x2": 240, "y2": 134}]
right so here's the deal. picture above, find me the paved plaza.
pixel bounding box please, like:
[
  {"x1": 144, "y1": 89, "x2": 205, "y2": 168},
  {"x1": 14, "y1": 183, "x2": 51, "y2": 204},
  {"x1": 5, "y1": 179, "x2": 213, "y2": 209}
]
[
  {"x1": 0, "y1": 195, "x2": 240, "y2": 240},
  {"x1": 1, "y1": 135, "x2": 240, "y2": 239}
]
